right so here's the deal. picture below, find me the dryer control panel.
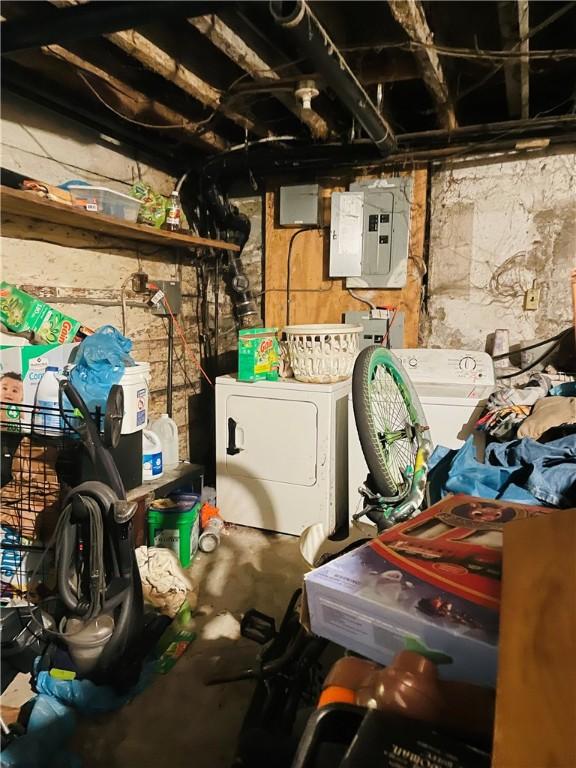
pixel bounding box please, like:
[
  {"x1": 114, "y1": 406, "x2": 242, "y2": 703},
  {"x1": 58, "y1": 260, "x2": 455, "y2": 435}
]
[{"x1": 393, "y1": 349, "x2": 495, "y2": 397}]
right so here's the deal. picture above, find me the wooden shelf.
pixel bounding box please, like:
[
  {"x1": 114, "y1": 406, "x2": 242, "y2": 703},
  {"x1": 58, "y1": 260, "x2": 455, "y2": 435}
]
[
  {"x1": 127, "y1": 462, "x2": 204, "y2": 503},
  {"x1": 0, "y1": 185, "x2": 240, "y2": 252}
]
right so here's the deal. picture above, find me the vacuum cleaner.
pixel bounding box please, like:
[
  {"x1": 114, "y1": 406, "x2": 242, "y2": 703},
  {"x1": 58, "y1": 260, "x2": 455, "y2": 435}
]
[{"x1": 1, "y1": 378, "x2": 145, "y2": 691}]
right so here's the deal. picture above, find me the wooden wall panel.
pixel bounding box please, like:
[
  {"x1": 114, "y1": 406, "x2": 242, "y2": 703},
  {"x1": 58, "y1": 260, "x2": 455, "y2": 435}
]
[{"x1": 264, "y1": 169, "x2": 427, "y2": 347}]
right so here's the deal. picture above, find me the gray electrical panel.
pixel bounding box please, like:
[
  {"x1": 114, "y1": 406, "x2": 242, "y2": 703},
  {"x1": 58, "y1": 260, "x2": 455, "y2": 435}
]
[
  {"x1": 279, "y1": 183, "x2": 321, "y2": 227},
  {"x1": 345, "y1": 310, "x2": 404, "y2": 350},
  {"x1": 329, "y1": 177, "x2": 412, "y2": 288}
]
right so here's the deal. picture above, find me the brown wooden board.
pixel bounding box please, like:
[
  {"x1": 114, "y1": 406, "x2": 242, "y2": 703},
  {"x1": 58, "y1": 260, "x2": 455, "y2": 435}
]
[
  {"x1": 263, "y1": 169, "x2": 427, "y2": 346},
  {"x1": 1, "y1": 186, "x2": 240, "y2": 252},
  {"x1": 492, "y1": 509, "x2": 576, "y2": 768}
]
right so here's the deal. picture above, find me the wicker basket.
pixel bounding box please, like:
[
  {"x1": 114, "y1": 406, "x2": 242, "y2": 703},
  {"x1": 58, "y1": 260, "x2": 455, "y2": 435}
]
[{"x1": 284, "y1": 324, "x2": 363, "y2": 383}]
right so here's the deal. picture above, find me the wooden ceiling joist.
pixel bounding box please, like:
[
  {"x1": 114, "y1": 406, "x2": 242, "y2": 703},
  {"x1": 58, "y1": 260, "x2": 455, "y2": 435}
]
[
  {"x1": 388, "y1": 0, "x2": 457, "y2": 130},
  {"x1": 498, "y1": 0, "x2": 530, "y2": 120},
  {"x1": 518, "y1": 0, "x2": 530, "y2": 119},
  {"x1": 105, "y1": 29, "x2": 271, "y2": 139},
  {"x1": 41, "y1": 44, "x2": 228, "y2": 152},
  {"x1": 189, "y1": 14, "x2": 331, "y2": 140}
]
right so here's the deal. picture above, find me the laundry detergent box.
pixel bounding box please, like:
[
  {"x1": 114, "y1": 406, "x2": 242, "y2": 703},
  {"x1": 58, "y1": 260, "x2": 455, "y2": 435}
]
[
  {"x1": 0, "y1": 343, "x2": 78, "y2": 432},
  {"x1": 237, "y1": 327, "x2": 279, "y2": 382},
  {"x1": 0, "y1": 282, "x2": 82, "y2": 345},
  {"x1": 303, "y1": 495, "x2": 551, "y2": 687}
]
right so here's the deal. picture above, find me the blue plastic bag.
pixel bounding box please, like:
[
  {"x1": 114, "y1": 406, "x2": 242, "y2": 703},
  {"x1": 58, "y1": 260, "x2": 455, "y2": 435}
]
[
  {"x1": 1, "y1": 665, "x2": 154, "y2": 768},
  {"x1": 69, "y1": 325, "x2": 135, "y2": 412},
  {"x1": 0, "y1": 694, "x2": 79, "y2": 768}
]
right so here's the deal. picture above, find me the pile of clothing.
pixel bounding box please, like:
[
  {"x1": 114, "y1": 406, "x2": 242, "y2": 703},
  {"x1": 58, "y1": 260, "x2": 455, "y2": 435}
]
[{"x1": 429, "y1": 376, "x2": 576, "y2": 509}]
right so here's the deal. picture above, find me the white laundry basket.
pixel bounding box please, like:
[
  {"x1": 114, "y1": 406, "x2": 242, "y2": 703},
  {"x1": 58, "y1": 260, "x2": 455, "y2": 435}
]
[{"x1": 284, "y1": 324, "x2": 362, "y2": 383}]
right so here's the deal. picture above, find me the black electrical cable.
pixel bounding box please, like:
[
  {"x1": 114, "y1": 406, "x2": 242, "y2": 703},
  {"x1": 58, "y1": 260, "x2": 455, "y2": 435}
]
[
  {"x1": 496, "y1": 329, "x2": 572, "y2": 379},
  {"x1": 286, "y1": 228, "x2": 314, "y2": 326},
  {"x1": 492, "y1": 327, "x2": 572, "y2": 360}
]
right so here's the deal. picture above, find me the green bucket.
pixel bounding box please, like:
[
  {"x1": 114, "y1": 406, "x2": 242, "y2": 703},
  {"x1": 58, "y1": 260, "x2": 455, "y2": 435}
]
[{"x1": 147, "y1": 499, "x2": 201, "y2": 567}]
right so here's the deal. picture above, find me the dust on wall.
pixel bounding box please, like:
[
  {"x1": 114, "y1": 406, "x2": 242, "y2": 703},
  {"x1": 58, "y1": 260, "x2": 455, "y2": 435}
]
[
  {"x1": 1, "y1": 93, "x2": 263, "y2": 460},
  {"x1": 424, "y1": 150, "x2": 576, "y2": 351}
]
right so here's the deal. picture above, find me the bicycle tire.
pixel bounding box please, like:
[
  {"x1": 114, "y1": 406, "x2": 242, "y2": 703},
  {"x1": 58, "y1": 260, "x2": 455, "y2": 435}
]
[{"x1": 352, "y1": 346, "x2": 428, "y2": 500}]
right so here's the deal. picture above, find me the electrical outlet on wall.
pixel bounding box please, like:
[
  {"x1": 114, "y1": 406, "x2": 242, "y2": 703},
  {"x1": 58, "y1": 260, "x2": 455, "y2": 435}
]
[{"x1": 524, "y1": 281, "x2": 540, "y2": 311}]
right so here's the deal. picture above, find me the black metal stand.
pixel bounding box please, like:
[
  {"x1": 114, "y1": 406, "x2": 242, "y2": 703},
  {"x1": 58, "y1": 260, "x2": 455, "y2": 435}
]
[{"x1": 167, "y1": 313, "x2": 174, "y2": 418}]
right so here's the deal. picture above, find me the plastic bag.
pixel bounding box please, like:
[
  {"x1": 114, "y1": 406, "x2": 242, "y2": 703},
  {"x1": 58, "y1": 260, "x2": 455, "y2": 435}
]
[
  {"x1": 0, "y1": 694, "x2": 79, "y2": 768},
  {"x1": 69, "y1": 325, "x2": 135, "y2": 412}
]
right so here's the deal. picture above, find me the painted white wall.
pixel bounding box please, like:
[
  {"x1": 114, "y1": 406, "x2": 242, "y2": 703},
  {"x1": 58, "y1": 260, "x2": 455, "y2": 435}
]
[
  {"x1": 1, "y1": 91, "x2": 172, "y2": 195},
  {"x1": 425, "y1": 151, "x2": 576, "y2": 351}
]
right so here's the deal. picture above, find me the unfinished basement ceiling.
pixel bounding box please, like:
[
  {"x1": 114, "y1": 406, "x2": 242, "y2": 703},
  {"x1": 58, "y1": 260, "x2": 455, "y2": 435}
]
[{"x1": 1, "y1": 0, "x2": 575, "y2": 175}]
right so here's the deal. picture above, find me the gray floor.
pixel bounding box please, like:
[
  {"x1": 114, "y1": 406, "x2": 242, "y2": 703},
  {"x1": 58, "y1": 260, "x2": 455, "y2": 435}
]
[{"x1": 75, "y1": 527, "x2": 305, "y2": 768}]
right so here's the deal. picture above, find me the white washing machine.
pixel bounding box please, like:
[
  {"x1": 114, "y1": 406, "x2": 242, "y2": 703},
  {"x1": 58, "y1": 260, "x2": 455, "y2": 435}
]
[
  {"x1": 348, "y1": 349, "x2": 495, "y2": 520},
  {"x1": 216, "y1": 374, "x2": 350, "y2": 536}
]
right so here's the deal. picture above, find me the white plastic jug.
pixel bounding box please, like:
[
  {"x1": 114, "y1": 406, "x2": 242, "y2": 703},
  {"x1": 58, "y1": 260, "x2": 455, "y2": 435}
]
[
  {"x1": 149, "y1": 414, "x2": 179, "y2": 470},
  {"x1": 34, "y1": 366, "x2": 63, "y2": 435},
  {"x1": 143, "y1": 429, "x2": 163, "y2": 481}
]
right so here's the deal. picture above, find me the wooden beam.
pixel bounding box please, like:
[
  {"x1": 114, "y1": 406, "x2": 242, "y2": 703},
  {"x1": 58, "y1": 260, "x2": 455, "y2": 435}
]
[
  {"x1": 388, "y1": 0, "x2": 457, "y2": 130},
  {"x1": 518, "y1": 0, "x2": 530, "y2": 119},
  {"x1": 498, "y1": 1, "x2": 530, "y2": 119},
  {"x1": 0, "y1": 1, "x2": 220, "y2": 55},
  {"x1": 190, "y1": 14, "x2": 331, "y2": 140},
  {"x1": 105, "y1": 29, "x2": 271, "y2": 139},
  {"x1": 41, "y1": 44, "x2": 228, "y2": 152}
]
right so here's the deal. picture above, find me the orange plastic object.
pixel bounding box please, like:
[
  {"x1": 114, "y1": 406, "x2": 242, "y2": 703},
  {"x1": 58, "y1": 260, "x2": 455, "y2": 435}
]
[
  {"x1": 317, "y1": 651, "x2": 494, "y2": 739},
  {"x1": 200, "y1": 503, "x2": 221, "y2": 529},
  {"x1": 318, "y1": 686, "x2": 356, "y2": 708}
]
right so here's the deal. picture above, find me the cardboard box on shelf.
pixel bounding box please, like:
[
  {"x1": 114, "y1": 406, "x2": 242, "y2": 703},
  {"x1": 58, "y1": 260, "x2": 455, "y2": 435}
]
[
  {"x1": 303, "y1": 495, "x2": 551, "y2": 687},
  {"x1": 0, "y1": 343, "x2": 78, "y2": 432},
  {"x1": 0, "y1": 282, "x2": 82, "y2": 345}
]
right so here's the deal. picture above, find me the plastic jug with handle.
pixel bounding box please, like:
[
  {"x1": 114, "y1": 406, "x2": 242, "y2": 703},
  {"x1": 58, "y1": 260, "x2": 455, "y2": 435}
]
[
  {"x1": 143, "y1": 429, "x2": 163, "y2": 480},
  {"x1": 149, "y1": 414, "x2": 179, "y2": 469}
]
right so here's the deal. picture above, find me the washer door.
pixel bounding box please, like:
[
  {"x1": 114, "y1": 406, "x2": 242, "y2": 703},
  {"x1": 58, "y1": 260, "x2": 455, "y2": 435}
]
[{"x1": 225, "y1": 395, "x2": 318, "y2": 487}]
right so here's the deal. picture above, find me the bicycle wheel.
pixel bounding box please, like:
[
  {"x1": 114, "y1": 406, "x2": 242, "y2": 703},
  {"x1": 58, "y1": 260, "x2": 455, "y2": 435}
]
[{"x1": 352, "y1": 346, "x2": 428, "y2": 500}]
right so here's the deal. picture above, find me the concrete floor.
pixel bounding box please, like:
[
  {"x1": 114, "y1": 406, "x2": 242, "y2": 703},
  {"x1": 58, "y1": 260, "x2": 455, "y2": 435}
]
[{"x1": 74, "y1": 527, "x2": 305, "y2": 768}]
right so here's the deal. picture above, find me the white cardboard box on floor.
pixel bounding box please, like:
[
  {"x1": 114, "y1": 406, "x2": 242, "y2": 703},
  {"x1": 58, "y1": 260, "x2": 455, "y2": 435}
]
[{"x1": 302, "y1": 495, "x2": 552, "y2": 687}]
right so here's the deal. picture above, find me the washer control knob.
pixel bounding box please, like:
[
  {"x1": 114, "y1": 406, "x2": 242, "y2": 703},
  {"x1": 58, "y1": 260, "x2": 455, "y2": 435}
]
[
  {"x1": 459, "y1": 356, "x2": 477, "y2": 371},
  {"x1": 408, "y1": 358, "x2": 418, "y2": 368}
]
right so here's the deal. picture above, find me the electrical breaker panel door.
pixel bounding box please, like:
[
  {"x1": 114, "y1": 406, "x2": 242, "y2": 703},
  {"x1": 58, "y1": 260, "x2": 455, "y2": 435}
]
[{"x1": 329, "y1": 191, "x2": 364, "y2": 276}]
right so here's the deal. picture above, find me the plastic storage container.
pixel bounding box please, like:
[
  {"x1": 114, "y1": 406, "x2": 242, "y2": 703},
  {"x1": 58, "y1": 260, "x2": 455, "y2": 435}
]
[
  {"x1": 119, "y1": 363, "x2": 150, "y2": 434},
  {"x1": 143, "y1": 429, "x2": 163, "y2": 481},
  {"x1": 147, "y1": 496, "x2": 201, "y2": 567},
  {"x1": 33, "y1": 366, "x2": 63, "y2": 435},
  {"x1": 149, "y1": 413, "x2": 179, "y2": 469},
  {"x1": 64, "y1": 614, "x2": 114, "y2": 675},
  {"x1": 68, "y1": 185, "x2": 142, "y2": 222}
]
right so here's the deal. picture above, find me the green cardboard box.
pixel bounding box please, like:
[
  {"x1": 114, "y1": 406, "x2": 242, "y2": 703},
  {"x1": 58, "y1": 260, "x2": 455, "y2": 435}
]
[
  {"x1": 0, "y1": 282, "x2": 82, "y2": 345},
  {"x1": 238, "y1": 328, "x2": 279, "y2": 382}
]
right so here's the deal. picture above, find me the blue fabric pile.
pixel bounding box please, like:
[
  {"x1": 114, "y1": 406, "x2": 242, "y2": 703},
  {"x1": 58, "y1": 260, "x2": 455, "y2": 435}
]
[{"x1": 429, "y1": 434, "x2": 576, "y2": 508}]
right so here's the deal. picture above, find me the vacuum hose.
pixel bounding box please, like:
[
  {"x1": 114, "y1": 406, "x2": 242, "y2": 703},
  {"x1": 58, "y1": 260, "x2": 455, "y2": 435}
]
[{"x1": 56, "y1": 481, "x2": 143, "y2": 679}]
